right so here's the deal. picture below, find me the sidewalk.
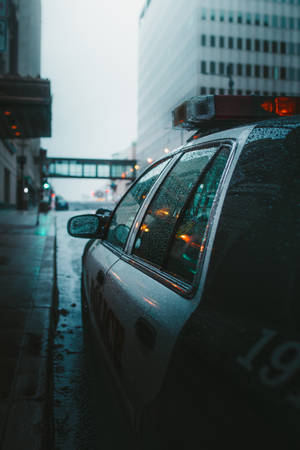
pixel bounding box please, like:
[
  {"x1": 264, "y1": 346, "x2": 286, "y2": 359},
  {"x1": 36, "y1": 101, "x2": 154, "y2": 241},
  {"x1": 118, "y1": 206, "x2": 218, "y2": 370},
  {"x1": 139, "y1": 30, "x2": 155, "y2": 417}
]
[{"x1": 0, "y1": 208, "x2": 57, "y2": 450}]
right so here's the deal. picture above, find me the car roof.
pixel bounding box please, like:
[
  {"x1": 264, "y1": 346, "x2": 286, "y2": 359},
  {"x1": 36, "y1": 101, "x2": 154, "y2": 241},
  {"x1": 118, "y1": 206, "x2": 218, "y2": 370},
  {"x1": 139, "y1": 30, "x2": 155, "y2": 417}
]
[{"x1": 151, "y1": 115, "x2": 300, "y2": 167}]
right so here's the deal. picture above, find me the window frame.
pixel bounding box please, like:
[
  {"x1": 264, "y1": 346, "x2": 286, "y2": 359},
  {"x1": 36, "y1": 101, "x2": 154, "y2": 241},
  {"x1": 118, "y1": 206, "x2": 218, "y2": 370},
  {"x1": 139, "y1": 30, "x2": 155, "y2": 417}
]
[{"x1": 124, "y1": 140, "x2": 236, "y2": 297}]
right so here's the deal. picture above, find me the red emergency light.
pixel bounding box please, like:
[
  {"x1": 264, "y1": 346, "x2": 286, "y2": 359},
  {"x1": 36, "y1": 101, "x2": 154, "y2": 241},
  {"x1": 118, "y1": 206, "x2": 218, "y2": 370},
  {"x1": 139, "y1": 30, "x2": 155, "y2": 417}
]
[{"x1": 172, "y1": 95, "x2": 300, "y2": 131}]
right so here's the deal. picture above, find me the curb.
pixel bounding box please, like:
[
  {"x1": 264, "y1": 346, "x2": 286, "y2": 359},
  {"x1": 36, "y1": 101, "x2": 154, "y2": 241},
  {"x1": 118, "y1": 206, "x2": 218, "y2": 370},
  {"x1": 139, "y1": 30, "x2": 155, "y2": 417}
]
[{"x1": 2, "y1": 217, "x2": 58, "y2": 450}]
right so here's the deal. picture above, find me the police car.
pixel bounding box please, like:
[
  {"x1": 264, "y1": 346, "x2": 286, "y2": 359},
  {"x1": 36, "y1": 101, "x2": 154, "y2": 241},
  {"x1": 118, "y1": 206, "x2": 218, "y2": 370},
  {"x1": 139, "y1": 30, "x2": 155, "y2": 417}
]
[{"x1": 67, "y1": 95, "x2": 300, "y2": 449}]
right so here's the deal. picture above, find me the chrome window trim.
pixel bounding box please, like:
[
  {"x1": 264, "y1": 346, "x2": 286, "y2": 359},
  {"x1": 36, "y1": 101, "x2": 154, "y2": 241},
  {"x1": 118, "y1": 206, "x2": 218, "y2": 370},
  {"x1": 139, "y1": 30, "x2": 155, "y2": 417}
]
[{"x1": 195, "y1": 125, "x2": 256, "y2": 303}]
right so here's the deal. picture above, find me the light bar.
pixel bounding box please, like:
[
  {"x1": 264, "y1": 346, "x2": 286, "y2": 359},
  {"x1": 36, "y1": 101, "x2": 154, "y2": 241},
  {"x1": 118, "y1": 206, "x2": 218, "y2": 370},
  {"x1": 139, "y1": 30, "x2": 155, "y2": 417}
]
[{"x1": 172, "y1": 95, "x2": 300, "y2": 130}]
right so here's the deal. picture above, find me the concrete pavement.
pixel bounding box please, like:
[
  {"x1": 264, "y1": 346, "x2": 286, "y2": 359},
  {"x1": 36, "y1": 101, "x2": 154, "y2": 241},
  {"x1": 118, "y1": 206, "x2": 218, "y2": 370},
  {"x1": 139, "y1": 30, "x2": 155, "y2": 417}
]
[{"x1": 0, "y1": 208, "x2": 57, "y2": 450}]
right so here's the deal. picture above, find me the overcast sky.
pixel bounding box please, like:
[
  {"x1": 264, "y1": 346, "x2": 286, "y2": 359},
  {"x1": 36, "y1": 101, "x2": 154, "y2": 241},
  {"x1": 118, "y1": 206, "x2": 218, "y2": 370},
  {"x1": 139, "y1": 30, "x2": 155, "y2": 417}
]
[{"x1": 41, "y1": 0, "x2": 143, "y2": 200}]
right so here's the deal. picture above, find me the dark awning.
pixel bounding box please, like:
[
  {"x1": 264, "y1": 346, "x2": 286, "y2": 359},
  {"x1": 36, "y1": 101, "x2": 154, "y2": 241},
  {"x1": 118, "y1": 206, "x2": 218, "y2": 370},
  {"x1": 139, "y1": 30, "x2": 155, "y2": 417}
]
[{"x1": 0, "y1": 75, "x2": 52, "y2": 138}]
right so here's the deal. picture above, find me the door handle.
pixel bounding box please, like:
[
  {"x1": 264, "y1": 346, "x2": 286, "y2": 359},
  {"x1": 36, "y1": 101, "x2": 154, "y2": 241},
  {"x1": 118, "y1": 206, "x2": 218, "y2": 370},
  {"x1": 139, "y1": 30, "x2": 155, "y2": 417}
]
[
  {"x1": 96, "y1": 270, "x2": 105, "y2": 285},
  {"x1": 135, "y1": 317, "x2": 156, "y2": 350}
]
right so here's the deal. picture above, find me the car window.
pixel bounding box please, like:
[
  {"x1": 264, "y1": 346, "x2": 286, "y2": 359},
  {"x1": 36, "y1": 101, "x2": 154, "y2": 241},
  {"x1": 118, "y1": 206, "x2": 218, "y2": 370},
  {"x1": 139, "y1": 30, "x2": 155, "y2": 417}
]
[
  {"x1": 106, "y1": 158, "x2": 170, "y2": 250},
  {"x1": 132, "y1": 146, "x2": 219, "y2": 270},
  {"x1": 164, "y1": 147, "x2": 230, "y2": 283}
]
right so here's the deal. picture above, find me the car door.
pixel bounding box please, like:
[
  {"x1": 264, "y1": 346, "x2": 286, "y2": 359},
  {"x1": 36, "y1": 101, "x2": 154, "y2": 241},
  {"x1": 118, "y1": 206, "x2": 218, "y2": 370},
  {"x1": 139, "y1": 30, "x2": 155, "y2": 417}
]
[
  {"x1": 84, "y1": 157, "x2": 172, "y2": 404},
  {"x1": 101, "y1": 142, "x2": 235, "y2": 426}
]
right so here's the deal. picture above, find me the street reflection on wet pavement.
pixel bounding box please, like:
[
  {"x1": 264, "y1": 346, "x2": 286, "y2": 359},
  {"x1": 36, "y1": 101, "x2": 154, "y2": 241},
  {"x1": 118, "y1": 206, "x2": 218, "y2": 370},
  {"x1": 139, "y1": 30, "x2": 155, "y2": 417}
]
[{"x1": 53, "y1": 211, "x2": 135, "y2": 450}]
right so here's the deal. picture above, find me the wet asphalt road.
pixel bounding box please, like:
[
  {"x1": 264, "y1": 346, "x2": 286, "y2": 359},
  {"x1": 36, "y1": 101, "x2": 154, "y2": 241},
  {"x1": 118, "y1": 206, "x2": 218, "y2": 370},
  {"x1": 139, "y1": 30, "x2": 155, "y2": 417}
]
[{"x1": 52, "y1": 210, "x2": 136, "y2": 450}]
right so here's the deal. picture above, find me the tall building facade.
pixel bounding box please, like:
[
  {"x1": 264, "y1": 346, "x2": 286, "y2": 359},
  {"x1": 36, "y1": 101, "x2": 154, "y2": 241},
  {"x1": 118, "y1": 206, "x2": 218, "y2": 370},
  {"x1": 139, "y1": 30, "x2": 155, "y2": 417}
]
[
  {"x1": 0, "y1": 0, "x2": 51, "y2": 208},
  {"x1": 137, "y1": 0, "x2": 300, "y2": 166}
]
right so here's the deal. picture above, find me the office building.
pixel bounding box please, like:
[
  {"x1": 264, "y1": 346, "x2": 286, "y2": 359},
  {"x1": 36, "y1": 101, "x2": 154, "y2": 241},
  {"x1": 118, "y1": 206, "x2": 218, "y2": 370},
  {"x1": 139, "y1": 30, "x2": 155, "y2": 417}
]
[{"x1": 137, "y1": 0, "x2": 300, "y2": 166}]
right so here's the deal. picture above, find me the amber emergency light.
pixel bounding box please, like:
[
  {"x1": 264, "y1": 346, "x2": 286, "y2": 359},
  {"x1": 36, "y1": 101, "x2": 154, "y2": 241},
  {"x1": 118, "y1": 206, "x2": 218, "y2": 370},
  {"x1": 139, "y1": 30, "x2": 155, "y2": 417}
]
[{"x1": 172, "y1": 95, "x2": 300, "y2": 132}]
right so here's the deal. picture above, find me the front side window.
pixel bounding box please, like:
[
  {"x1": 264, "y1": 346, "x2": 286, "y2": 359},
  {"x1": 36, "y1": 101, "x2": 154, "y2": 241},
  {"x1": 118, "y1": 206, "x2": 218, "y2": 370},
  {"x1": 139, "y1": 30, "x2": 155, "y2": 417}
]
[
  {"x1": 106, "y1": 159, "x2": 170, "y2": 250},
  {"x1": 133, "y1": 147, "x2": 219, "y2": 268}
]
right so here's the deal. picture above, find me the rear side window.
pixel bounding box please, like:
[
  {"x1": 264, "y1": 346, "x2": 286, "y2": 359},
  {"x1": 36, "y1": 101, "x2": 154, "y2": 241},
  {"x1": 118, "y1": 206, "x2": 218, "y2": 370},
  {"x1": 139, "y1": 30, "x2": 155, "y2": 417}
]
[
  {"x1": 132, "y1": 146, "x2": 221, "y2": 276},
  {"x1": 106, "y1": 158, "x2": 170, "y2": 250},
  {"x1": 165, "y1": 147, "x2": 230, "y2": 282}
]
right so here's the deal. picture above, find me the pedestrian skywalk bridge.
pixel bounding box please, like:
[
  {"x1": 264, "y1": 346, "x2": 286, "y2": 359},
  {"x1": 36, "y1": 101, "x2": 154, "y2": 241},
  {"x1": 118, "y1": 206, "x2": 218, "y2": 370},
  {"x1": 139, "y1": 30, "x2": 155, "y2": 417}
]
[{"x1": 46, "y1": 157, "x2": 137, "y2": 180}]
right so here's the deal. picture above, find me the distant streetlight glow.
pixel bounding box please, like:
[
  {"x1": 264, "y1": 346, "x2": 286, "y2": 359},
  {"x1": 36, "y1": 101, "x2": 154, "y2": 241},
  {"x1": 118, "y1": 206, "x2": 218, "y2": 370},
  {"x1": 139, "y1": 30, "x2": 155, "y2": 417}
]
[
  {"x1": 24, "y1": 187, "x2": 29, "y2": 193},
  {"x1": 164, "y1": 148, "x2": 170, "y2": 154},
  {"x1": 147, "y1": 158, "x2": 153, "y2": 164}
]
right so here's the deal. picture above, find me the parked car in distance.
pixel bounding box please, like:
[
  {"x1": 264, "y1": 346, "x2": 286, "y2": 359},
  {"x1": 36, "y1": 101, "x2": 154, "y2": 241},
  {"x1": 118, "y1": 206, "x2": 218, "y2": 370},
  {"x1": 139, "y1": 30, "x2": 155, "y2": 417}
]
[
  {"x1": 55, "y1": 195, "x2": 69, "y2": 210},
  {"x1": 67, "y1": 96, "x2": 300, "y2": 449}
]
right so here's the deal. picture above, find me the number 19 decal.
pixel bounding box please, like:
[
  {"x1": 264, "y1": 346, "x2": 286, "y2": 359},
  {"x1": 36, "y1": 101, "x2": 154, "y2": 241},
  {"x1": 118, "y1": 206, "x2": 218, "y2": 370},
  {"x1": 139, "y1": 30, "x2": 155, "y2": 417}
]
[{"x1": 237, "y1": 328, "x2": 300, "y2": 408}]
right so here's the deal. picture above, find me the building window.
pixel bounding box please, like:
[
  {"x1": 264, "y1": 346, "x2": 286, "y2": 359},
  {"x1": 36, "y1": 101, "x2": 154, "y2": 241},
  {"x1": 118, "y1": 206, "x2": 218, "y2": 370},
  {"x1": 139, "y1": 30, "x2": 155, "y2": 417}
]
[
  {"x1": 210, "y1": 35, "x2": 216, "y2": 47},
  {"x1": 201, "y1": 35, "x2": 206, "y2": 46},
  {"x1": 280, "y1": 67, "x2": 286, "y2": 79},
  {"x1": 289, "y1": 17, "x2": 295, "y2": 29},
  {"x1": 201, "y1": 61, "x2": 207, "y2": 74},
  {"x1": 281, "y1": 16, "x2": 286, "y2": 28},
  {"x1": 227, "y1": 63, "x2": 234, "y2": 76},
  {"x1": 263, "y1": 91, "x2": 269, "y2": 96},
  {"x1": 220, "y1": 10, "x2": 225, "y2": 22},
  {"x1": 219, "y1": 88, "x2": 225, "y2": 94},
  {"x1": 280, "y1": 41, "x2": 286, "y2": 54},
  {"x1": 246, "y1": 12, "x2": 251, "y2": 25},
  {"x1": 246, "y1": 39, "x2": 252, "y2": 50},
  {"x1": 298, "y1": 69, "x2": 300, "y2": 81},
  {"x1": 255, "y1": 90, "x2": 260, "y2": 95},
  {"x1": 246, "y1": 90, "x2": 252, "y2": 95},
  {"x1": 263, "y1": 66, "x2": 269, "y2": 78},
  {"x1": 219, "y1": 62, "x2": 225, "y2": 74},
  {"x1": 228, "y1": 37, "x2": 234, "y2": 49},
  {"x1": 211, "y1": 9, "x2": 216, "y2": 21},
  {"x1": 289, "y1": 67, "x2": 295, "y2": 80},
  {"x1": 273, "y1": 67, "x2": 279, "y2": 80},
  {"x1": 237, "y1": 63, "x2": 243, "y2": 76},
  {"x1": 210, "y1": 61, "x2": 216, "y2": 74},
  {"x1": 237, "y1": 38, "x2": 243, "y2": 49},
  {"x1": 219, "y1": 36, "x2": 225, "y2": 48},
  {"x1": 246, "y1": 64, "x2": 252, "y2": 76},
  {"x1": 264, "y1": 15, "x2": 269, "y2": 26},
  {"x1": 298, "y1": 18, "x2": 300, "y2": 29},
  {"x1": 228, "y1": 11, "x2": 234, "y2": 23},
  {"x1": 209, "y1": 87, "x2": 216, "y2": 94},
  {"x1": 237, "y1": 12, "x2": 243, "y2": 23},
  {"x1": 237, "y1": 89, "x2": 243, "y2": 95},
  {"x1": 297, "y1": 43, "x2": 300, "y2": 55},
  {"x1": 201, "y1": 8, "x2": 207, "y2": 20},
  {"x1": 255, "y1": 13, "x2": 260, "y2": 26},
  {"x1": 255, "y1": 65, "x2": 261, "y2": 77},
  {"x1": 272, "y1": 15, "x2": 278, "y2": 27},
  {"x1": 272, "y1": 41, "x2": 278, "y2": 53},
  {"x1": 263, "y1": 40, "x2": 269, "y2": 52},
  {"x1": 289, "y1": 42, "x2": 295, "y2": 54},
  {"x1": 200, "y1": 86, "x2": 207, "y2": 94},
  {"x1": 255, "y1": 39, "x2": 261, "y2": 51}
]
